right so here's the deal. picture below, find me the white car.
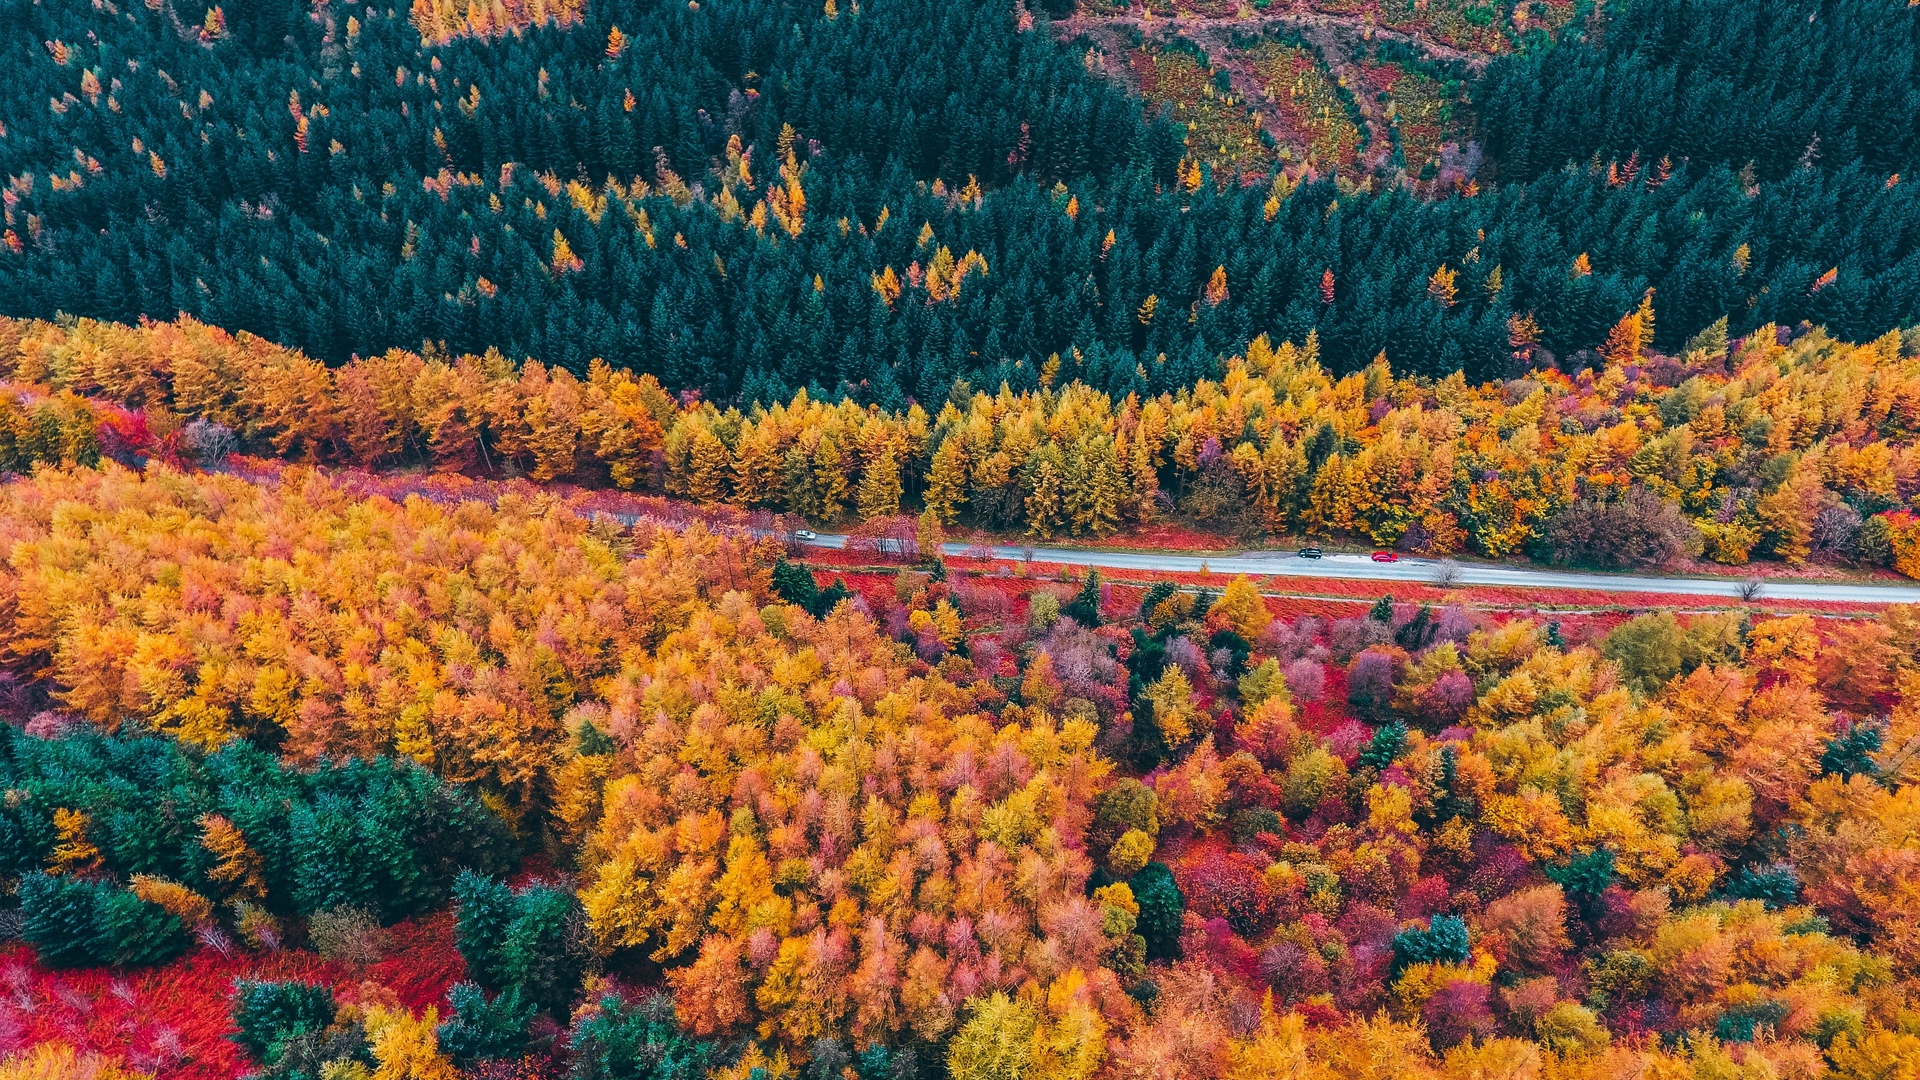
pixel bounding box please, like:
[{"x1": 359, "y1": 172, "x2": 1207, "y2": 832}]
[{"x1": 794, "y1": 529, "x2": 818, "y2": 542}]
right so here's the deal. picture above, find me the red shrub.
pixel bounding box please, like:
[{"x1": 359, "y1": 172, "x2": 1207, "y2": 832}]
[{"x1": 0, "y1": 910, "x2": 465, "y2": 1080}]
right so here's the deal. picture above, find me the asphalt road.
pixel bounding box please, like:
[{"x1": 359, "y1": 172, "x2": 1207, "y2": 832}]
[{"x1": 798, "y1": 534, "x2": 1920, "y2": 605}]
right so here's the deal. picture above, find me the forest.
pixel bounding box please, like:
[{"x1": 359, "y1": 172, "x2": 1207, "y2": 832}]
[
  {"x1": 5, "y1": 0, "x2": 1920, "y2": 1075},
  {"x1": 1, "y1": 456, "x2": 1920, "y2": 1078},
  {"x1": 1, "y1": 0, "x2": 1918, "y2": 399}
]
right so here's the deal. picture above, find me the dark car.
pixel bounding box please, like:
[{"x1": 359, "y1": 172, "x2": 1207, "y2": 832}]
[{"x1": 1298, "y1": 547, "x2": 1323, "y2": 559}]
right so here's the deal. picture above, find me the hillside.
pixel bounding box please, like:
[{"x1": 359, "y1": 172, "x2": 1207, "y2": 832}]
[
  {"x1": 7, "y1": 0, "x2": 1920, "y2": 1077},
  {"x1": 2, "y1": 0, "x2": 1917, "y2": 396}
]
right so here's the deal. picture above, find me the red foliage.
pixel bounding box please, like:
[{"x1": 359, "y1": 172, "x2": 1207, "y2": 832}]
[
  {"x1": 0, "y1": 912, "x2": 465, "y2": 1080},
  {"x1": 843, "y1": 515, "x2": 921, "y2": 563},
  {"x1": 1174, "y1": 842, "x2": 1280, "y2": 940}
]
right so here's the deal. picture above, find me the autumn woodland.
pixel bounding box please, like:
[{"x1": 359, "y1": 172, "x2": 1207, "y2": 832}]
[{"x1": 3, "y1": 0, "x2": 1920, "y2": 1077}]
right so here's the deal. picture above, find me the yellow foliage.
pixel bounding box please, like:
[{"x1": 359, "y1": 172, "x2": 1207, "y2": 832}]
[
  {"x1": 364, "y1": 1005, "x2": 458, "y2": 1080},
  {"x1": 0, "y1": 1044, "x2": 150, "y2": 1080}
]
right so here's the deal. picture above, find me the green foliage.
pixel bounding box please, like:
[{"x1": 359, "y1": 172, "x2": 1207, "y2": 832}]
[
  {"x1": 1283, "y1": 745, "x2": 1350, "y2": 818},
  {"x1": 1533, "y1": 1002, "x2": 1611, "y2": 1055},
  {"x1": 771, "y1": 560, "x2": 821, "y2": 612},
  {"x1": 504, "y1": 884, "x2": 589, "y2": 1017},
  {"x1": 1207, "y1": 628, "x2": 1252, "y2": 678},
  {"x1": 1228, "y1": 807, "x2": 1283, "y2": 845},
  {"x1": 1601, "y1": 611, "x2": 1744, "y2": 696},
  {"x1": 1095, "y1": 779, "x2": 1161, "y2": 836},
  {"x1": 0, "y1": 727, "x2": 512, "y2": 930},
  {"x1": 1061, "y1": 569, "x2": 1103, "y2": 628},
  {"x1": 1358, "y1": 721, "x2": 1410, "y2": 772},
  {"x1": 1369, "y1": 595, "x2": 1396, "y2": 623},
  {"x1": 1393, "y1": 606, "x2": 1435, "y2": 650},
  {"x1": 1478, "y1": 0, "x2": 1920, "y2": 185},
  {"x1": 1391, "y1": 913, "x2": 1471, "y2": 973},
  {"x1": 2, "y1": 0, "x2": 1919, "y2": 395},
  {"x1": 1583, "y1": 948, "x2": 1655, "y2": 1011},
  {"x1": 438, "y1": 982, "x2": 536, "y2": 1067},
  {"x1": 813, "y1": 579, "x2": 854, "y2": 619},
  {"x1": 568, "y1": 992, "x2": 718, "y2": 1080},
  {"x1": 1724, "y1": 863, "x2": 1802, "y2": 909},
  {"x1": 1237, "y1": 657, "x2": 1289, "y2": 709},
  {"x1": 453, "y1": 872, "x2": 589, "y2": 1018},
  {"x1": 1137, "y1": 583, "x2": 1179, "y2": 623},
  {"x1": 1127, "y1": 861, "x2": 1185, "y2": 961},
  {"x1": 1821, "y1": 721, "x2": 1884, "y2": 782},
  {"x1": 19, "y1": 874, "x2": 113, "y2": 969},
  {"x1": 19, "y1": 873, "x2": 188, "y2": 968},
  {"x1": 94, "y1": 882, "x2": 192, "y2": 966},
  {"x1": 1720, "y1": 999, "x2": 1789, "y2": 1037},
  {"x1": 452, "y1": 871, "x2": 516, "y2": 991},
  {"x1": 576, "y1": 719, "x2": 619, "y2": 757},
  {"x1": 1547, "y1": 849, "x2": 1618, "y2": 921},
  {"x1": 1029, "y1": 592, "x2": 1062, "y2": 631},
  {"x1": 231, "y1": 979, "x2": 339, "y2": 1068}
]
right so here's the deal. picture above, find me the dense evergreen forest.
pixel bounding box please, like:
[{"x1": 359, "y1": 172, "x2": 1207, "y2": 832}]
[
  {"x1": 1475, "y1": 0, "x2": 1920, "y2": 182},
  {"x1": 2, "y1": 0, "x2": 1918, "y2": 403}
]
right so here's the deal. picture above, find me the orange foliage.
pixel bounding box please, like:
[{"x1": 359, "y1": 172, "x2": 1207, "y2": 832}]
[{"x1": 0, "y1": 462, "x2": 774, "y2": 805}]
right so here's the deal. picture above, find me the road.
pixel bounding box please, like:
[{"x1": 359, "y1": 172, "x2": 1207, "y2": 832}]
[{"x1": 798, "y1": 534, "x2": 1920, "y2": 605}]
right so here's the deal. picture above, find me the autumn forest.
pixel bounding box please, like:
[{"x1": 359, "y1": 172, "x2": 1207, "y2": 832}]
[{"x1": 3, "y1": 0, "x2": 1920, "y2": 1076}]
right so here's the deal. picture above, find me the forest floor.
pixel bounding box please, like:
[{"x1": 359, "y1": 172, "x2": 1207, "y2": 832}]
[{"x1": 0, "y1": 914, "x2": 465, "y2": 1080}]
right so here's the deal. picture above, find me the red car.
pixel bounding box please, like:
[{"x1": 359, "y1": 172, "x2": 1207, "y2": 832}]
[{"x1": 1370, "y1": 551, "x2": 1399, "y2": 562}]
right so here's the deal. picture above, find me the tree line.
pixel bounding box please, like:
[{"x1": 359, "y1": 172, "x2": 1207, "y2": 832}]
[{"x1": 6, "y1": 311, "x2": 1919, "y2": 570}]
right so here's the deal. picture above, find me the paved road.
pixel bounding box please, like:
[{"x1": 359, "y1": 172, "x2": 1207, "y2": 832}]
[{"x1": 798, "y1": 534, "x2": 1920, "y2": 605}]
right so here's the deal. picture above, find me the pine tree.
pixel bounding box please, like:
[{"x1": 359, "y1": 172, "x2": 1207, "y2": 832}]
[
  {"x1": 1061, "y1": 569, "x2": 1103, "y2": 627},
  {"x1": 231, "y1": 980, "x2": 339, "y2": 1068},
  {"x1": 438, "y1": 983, "x2": 535, "y2": 1067},
  {"x1": 497, "y1": 884, "x2": 587, "y2": 1017},
  {"x1": 19, "y1": 873, "x2": 105, "y2": 968},
  {"x1": 452, "y1": 871, "x2": 516, "y2": 991}
]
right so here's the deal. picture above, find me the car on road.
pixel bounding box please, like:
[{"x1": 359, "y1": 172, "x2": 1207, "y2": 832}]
[
  {"x1": 1298, "y1": 547, "x2": 1323, "y2": 559},
  {"x1": 794, "y1": 529, "x2": 818, "y2": 542},
  {"x1": 1371, "y1": 551, "x2": 1398, "y2": 562}
]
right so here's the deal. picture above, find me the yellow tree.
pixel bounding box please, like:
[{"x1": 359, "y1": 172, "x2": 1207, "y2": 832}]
[
  {"x1": 1210, "y1": 575, "x2": 1270, "y2": 641},
  {"x1": 687, "y1": 426, "x2": 734, "y2": 506},
  {"x1": 729, "y1": 419, "x2": 785, "y2": 506},
  {"x1": 582, "y1": 362, "x2": 667, "y2": 491},
  {"x1": 916, "y1": 507, "x2": 946, "y2": 560},
  {"x1": 811, "y1": 432, "x2": 850, "y2": 520},
  {"x1": 1601, "y1": 290, "x2": 1655, "y2": 366},
  {"x1": 523, "y1": 363, "x2": 582, "y2": 481},
  {"x1": 1062, "y1": 436, "x2": 1123, "y2": 537},
  {"x1": 1024, "y1": 447, "x2": 1066, "y2": 539},
  {"x1": 857, "y1": 443, "x2": 903, "y2": 519},
  {"x1": 924, "y1": 436, "x2": 970, "y2": 524}
]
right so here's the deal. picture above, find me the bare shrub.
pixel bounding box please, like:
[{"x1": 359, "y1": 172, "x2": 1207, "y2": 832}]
[{"x1": 307, "y1": 905, "x2": 385, "y2": 967}]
